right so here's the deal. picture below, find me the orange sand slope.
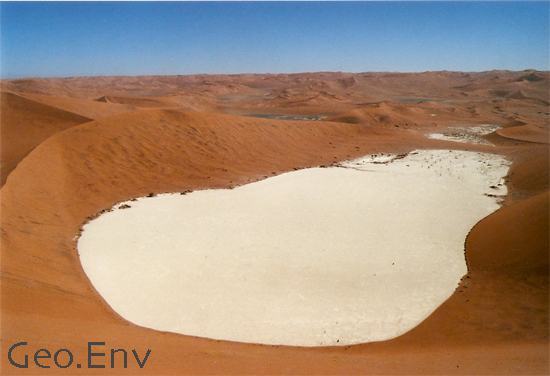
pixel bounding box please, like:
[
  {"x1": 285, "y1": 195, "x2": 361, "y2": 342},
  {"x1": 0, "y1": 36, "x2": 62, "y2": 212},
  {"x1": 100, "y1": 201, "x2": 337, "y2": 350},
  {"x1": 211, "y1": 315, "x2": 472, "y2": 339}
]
[
  {"x1": 21, "y1": 92, "x2": 140, "y2": 120},
  {"x1": 0, "y1": 92, "x2": 92, "y2": 186},
  {"x1": 1, "y1": 70, "x2": 548, "y2": 374}
]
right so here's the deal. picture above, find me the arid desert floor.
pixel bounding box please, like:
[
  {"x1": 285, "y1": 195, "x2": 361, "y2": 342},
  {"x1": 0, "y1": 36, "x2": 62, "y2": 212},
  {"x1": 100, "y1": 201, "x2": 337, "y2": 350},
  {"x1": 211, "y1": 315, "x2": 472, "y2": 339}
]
[{"x1": 1, "y1": 70, "x2": 549, "y2": 374}]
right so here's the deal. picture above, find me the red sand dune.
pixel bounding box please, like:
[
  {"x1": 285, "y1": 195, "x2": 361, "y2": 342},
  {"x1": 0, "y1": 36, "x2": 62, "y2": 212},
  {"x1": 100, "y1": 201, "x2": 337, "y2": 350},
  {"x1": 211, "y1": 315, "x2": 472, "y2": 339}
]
[
  {"x1": 518, "y1": 72, "x2": 546, "y2": 82},
  {"x1": 325, "y1": 101, "x2": 450, "y2": 128},
  {"x1": 507, "y1": 153, "x2": 550, "y2": 196},
  {"x1": 0, "y1": 91, "x2": 92, "y2": 186},
  {"x1": 95, "y1": 95, "x2": 181, "y2": 108},
  {"x1": 497, "y1": 124, "x2": 550, "y2": 144},
  {"x1": 20, "y1": 92, "x2": 140, "y2": 119},
  {"x1": 1, "y1": 71, "x2": 548, "y2": 374}
]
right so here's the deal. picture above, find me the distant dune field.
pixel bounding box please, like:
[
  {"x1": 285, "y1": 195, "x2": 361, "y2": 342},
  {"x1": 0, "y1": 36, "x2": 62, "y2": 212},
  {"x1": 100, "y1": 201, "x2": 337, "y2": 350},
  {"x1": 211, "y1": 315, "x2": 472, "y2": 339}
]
[{"x1": 1, "y1": 71, "x2": 548, "y2": 374}]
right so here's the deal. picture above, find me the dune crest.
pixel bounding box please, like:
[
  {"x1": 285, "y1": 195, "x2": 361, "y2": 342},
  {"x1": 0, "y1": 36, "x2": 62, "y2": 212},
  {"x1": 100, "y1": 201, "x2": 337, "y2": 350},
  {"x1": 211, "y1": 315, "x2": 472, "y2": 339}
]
[{"x1": 0, "y1": 91, "x2": 92, "y2": 186}]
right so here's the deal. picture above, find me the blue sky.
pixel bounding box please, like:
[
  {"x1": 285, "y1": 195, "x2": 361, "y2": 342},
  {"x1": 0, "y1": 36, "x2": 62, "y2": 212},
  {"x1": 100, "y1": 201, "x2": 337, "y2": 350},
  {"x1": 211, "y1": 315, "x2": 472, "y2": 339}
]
[{"x1": 1, "y1": 1, "x2": 548, "y2": 78}]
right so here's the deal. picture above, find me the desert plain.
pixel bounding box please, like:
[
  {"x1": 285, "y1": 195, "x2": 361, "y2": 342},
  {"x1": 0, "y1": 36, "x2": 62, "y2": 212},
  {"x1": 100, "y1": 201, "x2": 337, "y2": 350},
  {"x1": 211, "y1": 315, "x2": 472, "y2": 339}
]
[{"x1": 1, "y1": 70, "x2": 549, "y2": 374}]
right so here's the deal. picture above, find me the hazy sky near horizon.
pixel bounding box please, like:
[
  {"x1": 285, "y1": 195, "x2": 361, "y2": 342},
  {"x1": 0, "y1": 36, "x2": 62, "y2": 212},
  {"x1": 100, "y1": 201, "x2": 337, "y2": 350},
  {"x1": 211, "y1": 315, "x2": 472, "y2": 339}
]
[{"x1": 1, "y1": 1, "x2": 549, "y2": 78}]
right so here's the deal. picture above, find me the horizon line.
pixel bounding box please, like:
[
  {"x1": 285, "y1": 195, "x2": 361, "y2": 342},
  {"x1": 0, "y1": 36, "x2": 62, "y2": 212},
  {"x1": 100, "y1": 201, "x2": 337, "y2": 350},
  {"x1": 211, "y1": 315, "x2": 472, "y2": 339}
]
[{"x1": 2, "y1": 68, "x2": 547, "y2": 81}]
